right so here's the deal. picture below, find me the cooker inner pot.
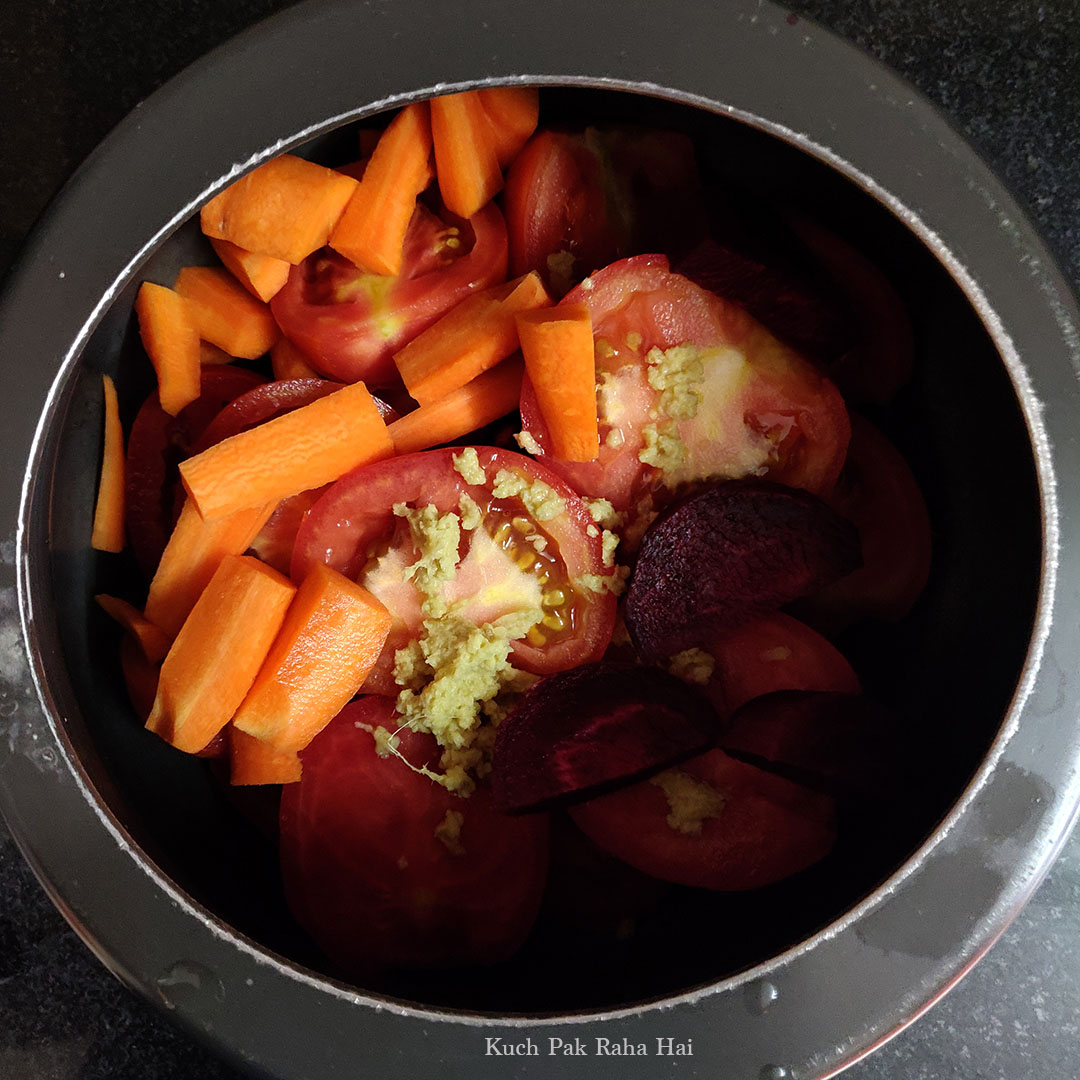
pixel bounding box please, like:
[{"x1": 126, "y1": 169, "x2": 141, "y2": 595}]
[{"x1": 32, "y1": 88, "x2": 1041, "y2": 1012}]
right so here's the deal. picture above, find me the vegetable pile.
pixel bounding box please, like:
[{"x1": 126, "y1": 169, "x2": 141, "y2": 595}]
[{"x1": 92, "y1": 87, "x2": 932, "y2": 979}]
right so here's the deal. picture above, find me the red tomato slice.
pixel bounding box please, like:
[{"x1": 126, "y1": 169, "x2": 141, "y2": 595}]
[
  {"x1": 797, "y1": 415, "x2": 932, "y2": 629},
  {"x1": 124, "y1": 365, "x2": 266, "y2": 576},
  {"x1": 280, "y1": 698, "x2": 549, "y2": 973},
  {"x1": 504, "y1": 128, "x2": 703, "y2": 296},
  {"x1": 270, "y1": 202, "x2": 508, "y2": 387},
  {"x1": 519, "y1": 255, "x2": 850, "y2": 520},
  {"x1": 569, "y1": 747, "x2": 835, "y2": 891},
  {"x1": 703, "y1": 611, "x2": 860, "y2": 715},
  {"x1": 291, "y1": 447, "x2": 616, "y2": 692}
]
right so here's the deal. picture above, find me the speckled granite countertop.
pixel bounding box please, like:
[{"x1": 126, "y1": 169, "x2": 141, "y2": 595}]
[{"x1": 2, "y1": 1, "x2": 1079, "y2": 1077}]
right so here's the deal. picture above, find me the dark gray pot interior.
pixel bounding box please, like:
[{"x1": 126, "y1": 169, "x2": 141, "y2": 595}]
[{"x1": 32, "y1": 86, "x2": 1040, "y2": 1013}]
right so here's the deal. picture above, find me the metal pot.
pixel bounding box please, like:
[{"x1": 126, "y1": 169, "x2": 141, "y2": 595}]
[{"x1": 1, "y1": 0, "x2": 1077, "y2": 1076}]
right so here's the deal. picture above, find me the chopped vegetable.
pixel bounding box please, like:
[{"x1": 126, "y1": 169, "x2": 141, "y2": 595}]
[
  {"x1": 479, "y1": 87, "x2": 540, "y2": 167},
  {"x1": 178, "y1": 380, "x2": 394, "y2": 521},
  {"x1": 387, "y1": 357, "x2": 524, "y2": 455},
  {"x1": 394, "y1": 271, "x2": 549, "y2": 405},
  {"x1": 270, "y1": 338, "x2": 322, "y2": 381},
  {"x1": 200, "y1": 154, "x2": 358, "y2": 264},
  {"x1": 516, "y1": 303, "x2": 599, "y2": 462},
  {"x1": 209, "y1": 238, "x2": 291, "y2": 303},
  {"x1": 329, "y1": 103, "x2": 434, "y2": 276},
  {"x1": 232, "y1": 563, "x2": 393, "y2": 753},
  {"x1": 91, "y1": 374, "x2": 126, "y2": 552},
  {"x1": 430, "y1": 91, "x2": 503, "y2": 219},
  {"x1": 134, "y1": 283, "x2": 201, "y2": 416},
  {"x1": 228, "y1": 725, "x2": 302, "y2": 786},
  {"x1": 146, "y1": 554, "x2": 296, "y2": 754},
  {"x1": 174, "y1": 266, "x2": 281, "y2": 360},
  {"x1": 143, "y1": 497, "x2": 277, "y2": 638},
  {"x1": 95, "y1": 594, "x2": 170, "y2": 662}
]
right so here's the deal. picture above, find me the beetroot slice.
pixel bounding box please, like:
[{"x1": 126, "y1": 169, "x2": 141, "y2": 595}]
[
  {"x1": 720, "y1": 689, "x2": 905, "y2": 802},
  {"x1": 625, "y1": 480, "x2": 860, "y2": 661},
  {"x1": 492, "y1": 663, "x2": 721, "y2": 815}
]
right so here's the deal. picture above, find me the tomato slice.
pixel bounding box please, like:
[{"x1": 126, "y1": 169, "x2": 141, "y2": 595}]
[
  {"x1": 124, "y1": 366, "x2": 266, "y2": 576},
  {"x1": 503, "y1": 127, "x2": 703, "y2": 296},
  {"x1": 796, "y1": 415, "x2": 932, "y2": 629},
  {"x1": 291, "y1": 447, "x2": 616, "y2": 692},
  {"x1": 280, "y1": 698, "x2": 549, "y2": 973},
  {"x1": 519, "y1": 255, "x2": 850, "y2": 521},
  {"x1": 270, "y1": 202, "x2": 508, "y2": 387},
  {"x1": 568, "y1": 746, "x2": 836, "y2": 891}
]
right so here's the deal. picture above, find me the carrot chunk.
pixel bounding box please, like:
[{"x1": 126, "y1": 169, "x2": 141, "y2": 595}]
[
  {"x1": 329, "y1": 103, "x2": 434, "y2": 276},
  {"x1": 199, "y1": 341, "x2": 234, "y2": 366},
  {"x1": 179, "y1": 380, "x2": 394, "y2": 521},
  {"x1": 388, "y1": 358, "x2": 524, "y2": 455},
  {"x1": 271, "y1": 338, "x2": 323, "y2": 381},
  {"x1": 517, "y1": 303, "x2": 600, "y2": 462},
  {"x1": 95, "y1": 594, "x2": 171, "y2": 663},
  {"x1": 210, "y1": 238, "x2": 291, "y2": 303},
  {"x1": 144, "y1": 497, "x2": 277, "y2": 638},
  {"x1": 232, "y1": 563, "x2": 392, "y2": 753},
  {"x1": 394, "y1": 272, "x2": 549, "y2": 406},
  {"x1": 200, "y1": 154, "x2": 358, "y2": 265},
  {"x1": 431, "y1": 91, "x2": 503, "y2": 219},
  {"x1": 134, "y1": 283, "x2": 201, "y2": 416},
  {"x1": 121, "y1": 636, "x2": 160, "y2": 722},
  {"x1": 174, "y1": 266, "x2": 280, "y2": 360},
  {"x1": 228, "y1": 726, "x2": 301, "y2": 786},
  {"x1": 146, "y1": 555, "x2": 296, "y2": 754},
  {"x1": 479, "y1": 87, "x2": 540, "y2": 167},
  {"x1": 91, "y1": 374, "x2": 126, "y2": 552}
]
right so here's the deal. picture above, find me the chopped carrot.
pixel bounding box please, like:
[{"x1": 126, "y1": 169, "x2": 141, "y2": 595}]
[
  {"x1": 430, "y1": 91, "x2": 503, "y2": 218},
  {"x1": 144, "y1": 498, "x2": 276, "y2": 638},
  {"x1": 517, "y1": 303, "x2": 599, "y2": 462},
  {"x1": 179, "y1": 381, "x2": 394, "y2": 521},
  {"x1": 228, "y1": 726, "x2": 301, "y2": 786},
  {"x1": 232, "y1": 563, "x2": 392, "y2": 753},
  {"x1": 329, "y1": 103, "x2": 434, "y2": 276},
  {"x1": 388, "y1": 358, "x2": 524, "y2": 455},
  {"x1": 120, "y1": 636, "x2": 160, "y2": 722},
  {"x1": 174, "y1": 266, "x2": 280, "y2": 359},
  {"x1": 199, "y1": 341, "x2": 233, "y2": 366},
  {"x1": 91, "y1": 374, "x2": 126, "y2": 552},
  {"x1": 95, "y1": 594, "x2": 171, "y2": 662},
  {"x1": 394, "y1": 272, "x2": 549, "y2": 406},
  {"x1": 134, "y1": 283, "x2": 201, "y2": 416},
  {"x1": 479, "y1": 87, "x2": 540, "y2": 167},
  {"x1": 271, "y1": 338, "x2": 323, "y2": 381},
  {"x1": 200, "y1": 154, "x2": 358, "y2": 264},
  {"x1": 146, "y1": 555, "x2": 295, "y2": 754},
  {"x1": 210, "y1": 237, "x2": 291, "y2": 302}
]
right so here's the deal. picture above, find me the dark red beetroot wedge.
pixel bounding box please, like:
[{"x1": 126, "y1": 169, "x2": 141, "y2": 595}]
[
  {"x1": 492, "y1": 663, "x2": 721, "y2": 815},
  {"x1": 569, "y1": 748, "x2": 836, "y2": 891},
  {"x1": 625, "y1": 480, "x2": 861, "y2": 662},
  {"x1": 720, "y1": 689, "x2": 907, "y2": 803}
]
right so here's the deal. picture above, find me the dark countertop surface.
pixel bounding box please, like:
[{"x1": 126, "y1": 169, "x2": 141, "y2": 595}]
[{"x1": 2, "y1": 1, "x2": 1080, "y2": 1077}]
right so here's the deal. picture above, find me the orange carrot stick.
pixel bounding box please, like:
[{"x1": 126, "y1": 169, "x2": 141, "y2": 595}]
[
  {"x1": 517, "y1": 303, "x2": 600, "y2": 462},
  {"x1": 146, "y1": 555, "x2": 296, "y2": 754},
  {"x1": 232, "y1": 563, "x2": 392, "y2": 753},
  {"x1": 174, "y1": 266, "x2": 280, "y2": 360},
  {"x1": 179, "y1": 380, "x2": 393, "y2": 521},
  {"x1": 91, "y1": 374, "x2": 126, "y2": 552},
  {"x1": 144, "y1": 497, "x2": 276, "y2": 638},
  {"x1": 200, "y1": 154, "x2": 358, "y2": 264},
  {"x1": 329, "y1": 103, "x2": 434, "y2": 276},
  {"x1": 271, "y1": 337, "x2": 323, "y2": 381},
  {"x1": 394, "y1": 271, "x2": 549, "y2": 406},
  {"x1": 479, "y1": 87, "x2": 540, "y2": 167},
  {"x1": 430, "y1": 91, "x2": 503, "y2": 219},
  {"x1": 120, "y1": 636, "x2": 160, "y2": 722},
  {"x1": 210, "y1": 237, "x2": 291, "y2": 303},
  {"x1": 134, "y1": 283, "x2": 201, "y2": 416},
  {"x1": 199, "y1": 341, "x2": 233, "y2": 366},
  {"x1": 388, "y1": 358, "x2": 524, "y2": 455},
  {"x1": 228, "y1": 726, "x2": 301, "y2": 786},
  {"x1": 95, "y1": 594, "x2": 171, "y2": 663}
]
